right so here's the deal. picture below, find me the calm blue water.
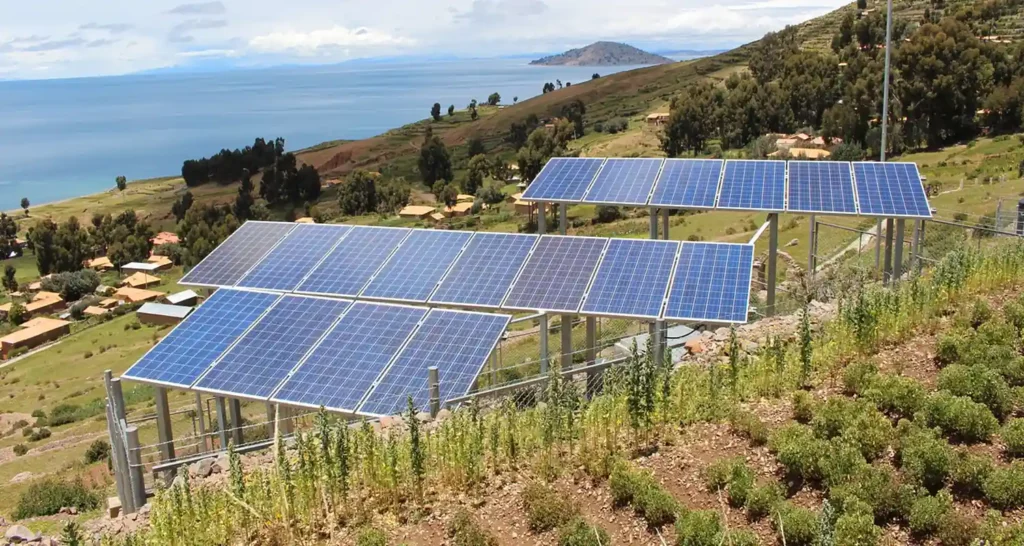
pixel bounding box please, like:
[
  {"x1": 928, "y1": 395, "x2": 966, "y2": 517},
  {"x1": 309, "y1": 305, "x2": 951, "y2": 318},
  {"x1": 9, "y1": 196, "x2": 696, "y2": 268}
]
[{"x1": 0, "y1": 59, "x2": 644, "y2": 210}]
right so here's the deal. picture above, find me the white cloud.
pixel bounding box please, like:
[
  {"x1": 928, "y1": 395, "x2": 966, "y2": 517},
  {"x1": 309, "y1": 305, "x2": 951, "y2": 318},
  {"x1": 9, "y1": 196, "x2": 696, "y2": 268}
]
[{"x1": 249, "y1": 26, "x2": 414, "y2": 55}]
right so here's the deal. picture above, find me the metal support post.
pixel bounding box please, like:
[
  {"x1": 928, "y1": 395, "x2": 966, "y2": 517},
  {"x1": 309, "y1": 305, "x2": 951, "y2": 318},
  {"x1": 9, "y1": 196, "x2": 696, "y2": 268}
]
[
  {"x1": 265, "y1": 402, "x2": 275, "y2": 437},
  {"x1": 559, "y1": 203, "x2": 567, "y2": 235},
  {"x1": 109, "y1": 378, "x2": 133, "y2": 512},
  {"x1": 539, "y1": 314, "x2": 549, "y2": 374},
  {"x1": 662, "y1": 209, "x2": 670, "y2": 240},
  {"x1": 229, "y1": 398, "x2": 243, "y2": 447},
  {"x1": 893, "y1": 219, "x2": 905, "y2": 282},
  {"x1": 995, "y1": 200, "x2": 1003, "y2": 232},
  {"x1": 195, "y1": 393, "x2": 209, "y2": 452},
  {"x1": 917, "y1": 220, "x2": 927, "y2": 272},
  {"x1": 153, "y1": 387, "x2": 175, "y2": 465},
  {"x1": 278, "y1": 405, "x2": 294, "y2": 435},
  {"x1": 125, "y1": 426, "x2": 147, "y2": 511},
  {"x1": 428, "y1": 366, "x2": 440, "y2": 418},
  {"x1": 560, "y1": 315, "x2": 573, "y2": 369},
  {"x1": 807, "y1": 214, "x2": 816, "y2": 277},
  {"x1": 883, "y1": 218, "x2": 894, "y2": 284},
  {"x1": 654, "y1": 320, "x2": 666, "y2": 367},
  {"x1": 649, "y1": 209, "x2": 658, "y2": 239},
  {"x1": 875, "y1": 219, "x2": 882, "y2": 269},
  {"x1": 104, "y1": 371, "x2": 128, "y2": 510},
  {"x1": 767, "y1": 214, "x2": 779, "y2": 317},
  {"x1": 585, "y1": 317, "x2": 600, "y2": 398},
  {"x1": 538, "y1": 203, "x2": 546, "y2": 235},
  {"x1": 215, "y1": 397, "x2": 229, "y2": 449}
]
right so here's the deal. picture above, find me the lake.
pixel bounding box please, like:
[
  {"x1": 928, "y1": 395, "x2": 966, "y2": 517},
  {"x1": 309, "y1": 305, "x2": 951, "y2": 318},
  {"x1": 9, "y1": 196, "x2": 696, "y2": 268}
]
[{"x1": 0, "y1": 59, "x2": 646, "y2": 210}]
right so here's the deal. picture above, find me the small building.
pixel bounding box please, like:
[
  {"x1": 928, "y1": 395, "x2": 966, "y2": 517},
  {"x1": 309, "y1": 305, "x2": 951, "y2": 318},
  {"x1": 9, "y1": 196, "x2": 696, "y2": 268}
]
[
  {"x1": 0, "y1": 292, "x2": 66, "y2": 319},
  {"x1": 122, "y1": 262, "x2": 162, "y2": 276},
  {"x1": 456, "y1": 194, "x2": 475, "y2": 203},
  {"x1": 83, "y1": 306, "x2": 110, "y2": 317},
  {"x1": 26, "y1": 281, "x2": 42, "y2": 292},
  {"x1": 98, "y1": 298, "x2": 121, "y2": 309},
  {"x1": 114, "y1": 287, "x2": 164, "y2": 304},
  {"x1": 398, "y1": 205, "x2": 436, "y2": 219},
  {"x1": 145, "y1": 255, "x2": 174, "y2": 271},
  {"x1": 95, "y1": 285, "x2": 115, "y2": 297},
  {"x1": 444, "y1": 202, "x2": 475, "y2": 217},
  {"x1": 87, "y1": 256, "x2": 114, "y2": 272},
  {"x1": 0, "y1": 318, "x2": 71, "y2": 358},
  {"x1": 137, "y1": 303, "x2": 192, "y2": 326},
  {"x1": 294, "y1": 217, "x2": 316, "y2": 224},
  {"x1": 429, "y1": 212, "x2": 447, "y2": 223},
  {"x1": 165, "y1": 290, "x2": 199, "y2": 307},
  {"x1": 646, "y1": 113, "x2": 670, "y2": 126},
  {"x1": 150, "y1": 232, "x2": 180, "y2": 247},
  {"x1": 794, "y1": 133, "x2": 811, "y2": 141},
  {"x1": 120, "y1": 272, "x2": 161, "y2": 289}
]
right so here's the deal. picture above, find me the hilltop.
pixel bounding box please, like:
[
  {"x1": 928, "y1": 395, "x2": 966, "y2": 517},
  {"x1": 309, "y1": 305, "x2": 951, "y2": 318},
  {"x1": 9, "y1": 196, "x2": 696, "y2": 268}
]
[{"x1": 529, "y1": 41, "x2": 675, "y2": 66}]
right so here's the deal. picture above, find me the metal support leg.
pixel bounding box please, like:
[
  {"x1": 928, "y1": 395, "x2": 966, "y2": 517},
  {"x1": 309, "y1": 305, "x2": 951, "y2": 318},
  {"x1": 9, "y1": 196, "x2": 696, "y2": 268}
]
[
  {"x1": 662, "y1": 209, "x2": 670, "y2": 240},
  {"x1": 649, "y1": 209, "x2": 658, "y2": 239},
  {"x1": 539, "y1": 314, "x2": 549, "y2": 374},
  {"x1": 196, "y1": 393, "x2": 209, "y2": 452},
  {"x1": 125, "y1": 426, "x2": 147, "y2": 510},
  {"x1": 153, "y1": 387, "x2": 175, "y2": 478},
  {"x1": 229, "y1": 398, "x2": 243, "y2": 446},
  {"x1": 893, "y1": 219, "x2": 905, "y2": 282},
  {"x1": 560, "y1": 315, "x2": 573, "y2": 369},
  {"x1": 538, "y1": 203, "x2": 546, "y2": 235},
  {"x1": 278, "y1": 405, "x2": 294, "y2": 435},
  {"x1": 215, "y1": 397, "x2": 229, "y2": 449},
  {"x1": 883, "y1": 218, "x2": 895, "y2": 284},
  {"x1": 104, "y1": 371, "x2": 128, "y2": 511},
  {"x1": 807, "y1": 214, "x2": 816, "y2": 277},
  {"x1": 655, "y1": 320, "x2": 666, "y2": 367},
  {"x1": 559, "y1": 203, "x2": 567, "y2": 235},
  {"x1": 875, "y1": 219, "x2": 882, "y2": 269},
  {"x1": 428, "y1": 366, "x2": 440, "y2": 418},
  {"x1": 585, "y1": 317, "x2": 599, "y2": 398},
  {"x1": 767, "y1": 214, "x2": 779, "y2": 317},
  {"x1": 265, "y1": 402, "x2": 275, "y2": 437}
]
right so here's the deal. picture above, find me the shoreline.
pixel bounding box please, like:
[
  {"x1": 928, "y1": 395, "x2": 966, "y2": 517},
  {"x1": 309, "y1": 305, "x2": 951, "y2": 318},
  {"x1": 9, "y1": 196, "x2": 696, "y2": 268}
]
[{"x1": 4, "y1": 175, "x2": 182, "y2": 217}]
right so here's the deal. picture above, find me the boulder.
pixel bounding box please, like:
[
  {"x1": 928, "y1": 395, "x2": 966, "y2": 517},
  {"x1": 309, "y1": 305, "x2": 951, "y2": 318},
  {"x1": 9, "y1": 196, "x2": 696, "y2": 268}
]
[
  {"x1": 684, "y1": 339, "x2": 704, "y2": 355},
  {"x1": 107, "y1": 496, "x2": 122, "y2": 519},
  {"x1": 435, "y1": 408, "x2": 452, "y2": 421},
  {"x1": 786, "y1": 238, "x2": 799, "y2": 247},
  {"x1": 190, "y1": 457, "x2": 215, "y2": 479},
  {"x1": 5, "y1": 524, "x2": 37, "y2": 543},
  {"x1": 415, "y1": 411, "x2": 433, "y2": 423},
  {"x1": 211, "y1": 454, "x2": 229, "y2": 474},
  {"x1": 9, "y1": 472, "x2": 34, "y2": 484}
]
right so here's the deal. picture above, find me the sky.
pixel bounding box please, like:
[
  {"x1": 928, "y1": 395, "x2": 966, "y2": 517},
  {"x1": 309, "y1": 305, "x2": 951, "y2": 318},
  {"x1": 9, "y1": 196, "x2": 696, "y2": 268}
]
[{"x1": 0, "y1": 0, "x2": 848, "y2": 80}]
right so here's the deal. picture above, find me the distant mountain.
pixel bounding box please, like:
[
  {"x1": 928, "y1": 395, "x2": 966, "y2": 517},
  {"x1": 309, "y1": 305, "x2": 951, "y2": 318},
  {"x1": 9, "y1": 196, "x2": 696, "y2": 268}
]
[{"x1": 529, "y1": 41, "x2": 674, "y2": 66}]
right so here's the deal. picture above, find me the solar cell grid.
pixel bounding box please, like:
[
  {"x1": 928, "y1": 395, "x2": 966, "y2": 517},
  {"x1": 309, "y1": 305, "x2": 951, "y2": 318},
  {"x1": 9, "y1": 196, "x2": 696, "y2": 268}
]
[
  {"x1": 853, "y1": 162, "x2": 931, "y2": 218},
  {"x1": 581, "y1": 239, "x2": 678, "y2": 319},
  {"x1": 429, "y1": 233, "x2": 538, "y2": 308},
  {"x1": 502, "y1": 236, "x2": 608, "y2": 313},
  {"x1": 297, "y1": 226, "x2": 411, "y2": 296},
  {"x1": 787, "y1": 161, "x2": 857, "y2": 214},
  {"x1": 520, "y1": 157, "x2": 605, "y2": 202},
  {"x1": 237, "y1": 224, "x2": 351, "y2": 291},
  {"x1": 663, "y1": 242, "x2": 753, "y2": 323},
  {"x1": 360, "y1": 230, "x2": 473, "y2": 302},
  {"x1": 122, "y1": 289, "x2": 280, "y2": 387},
  {"x1": 583, "y1": 158, "x2": 664, "y2": 205},
  {"x1": 193, "y1": 296, "x2": 351, "y2": 398},
  {"x1": 716, "y1": 160, "x2": 786, "y2": 211},
  {"x1": 271, "y1": 302, "x2": 427, "y2": 412},
  {"x1": 649, "y1": 159, "x2": 723, "y2": 209},
  {"x1": 359, "y1": 310, "x2": 510, "y2": 416},
  {"x1": 180, "y1": 222, "x2": 296, "y2": 287}
]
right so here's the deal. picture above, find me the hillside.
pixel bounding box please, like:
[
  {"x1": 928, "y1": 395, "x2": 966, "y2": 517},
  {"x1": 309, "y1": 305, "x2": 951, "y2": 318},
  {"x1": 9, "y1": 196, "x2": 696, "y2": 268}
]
[{"x1": 529, "y1": 41, "x2": 674, "y2": 66}]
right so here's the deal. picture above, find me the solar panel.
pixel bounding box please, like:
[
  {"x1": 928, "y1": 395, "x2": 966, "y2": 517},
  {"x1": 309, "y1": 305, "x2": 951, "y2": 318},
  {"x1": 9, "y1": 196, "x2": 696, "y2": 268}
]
[
  {"x1": 582, "y1": 158, "x2": 664, "y2": 205},
  {"x1": 359, "y1": 310, "x2": 510, "y2": 416},
  {"x1": 520, "y1": 157, "x2": 605, "y2": 202},
  {"x1": 122, "y1": 289, "x2": 280, "y2": 387},
  {"x1": 271, "y1": 303, "x2": 426, "y2": 413},
  {"x1": 503, "y1": 236, "x2": 608, "y2": 313},
  {"x1": 787, "y1": 161, "x2": 857, "y2": 215},
  {"x1": 430, "y1": 233, "x2": 538, "y2": 308},
  {"x1": 180, "y1": 222, "x2": 296, "y2": 287},
  {"x1": 853, "y1": 162, "x2": 931, "y2": 218},
  {"x1": 236, "y1": 224, "x2": 351, "y2": 291},
  {"x1": 296, "y1": 226, "x2": 411, "y2": 296},
  {"x1": 581, "y1": 239, "x2": 679, "y2": 319},
  {"x1": 717, "y1": 160, "x2": 786, "y2": 211},
  {"x1": 193, "y1": 296, "x2": 351, "y2": 398},
  {"x1": 360, "y1": 230, "x2": 474, "y2": 303},
  {"x1": 663, "y1": 242, "x2": 753, "y2": 323},
  {"x1": 649, "y1": 159, "x2": 723, "y2": 209}
]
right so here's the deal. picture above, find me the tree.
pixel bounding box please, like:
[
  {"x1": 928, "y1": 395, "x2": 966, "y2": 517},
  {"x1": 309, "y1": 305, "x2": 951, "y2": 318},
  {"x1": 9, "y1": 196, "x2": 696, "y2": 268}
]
[
  {"x1": 821, "y1": 104, "x2": 859, "y2": 143},
  {"x1": 448, "y1": 105, "x2": 455, "y2": 116},
  {"x1": 857, "y1": 0, "x2": 867, "y2": 8},
  {"x1": 561, "y1": 99, "x2": 587, "y2": 137},
  {"x1": 507, "y1": 114, "x2": 540, "y2": 149},
  {"x1": 463, "y1": 155, "x2": 489, "y2": 196},
  {"x1": 418, "y1": 133, "x2": 453, "y2": 186},
  {"x1": 8, "y1": 302, "x2": 26, "y2": 326},
  {"x1": 115, "y1": 175, "x2": 127, "y2": 197},
  {"x1": 487, "y1": 92, "x2": 501, "y2": 106},
  {"x1": 831, "y1": 142, "x2": 866, "y2": 161},
  {"x1": 338, "y1": 170, "x2": 378, "y2": 216},
  {"x1": 661, "y1": 81, "x2": 722, "y2": 156},
  {"x1": 592, "y1": 73, "x2": 601, "y2": 79},
  {"x1": 20, "y1": 198, "x2": 29, "y2": 217},
  {"x1": 518, "y1": 121, "x2": 576, "y2": 184},
  {"x1": 470, "y1": 105, "x2": 479, "y2": 121},
  {"x1": 234, "y1": 171, "x2": 256, "y2": 221},
  {"x1": 556, "y1": 79, "x2": 562, "y2": 89},
  {"x1": 431, "y1": 102, "x2": 442, "y2": 122},
  {"x1": 376, "y1": 179, "x2": 410, "y2": 214},
  {"x1": 467, "y1": 138, "x2": 486, "y2": 158},
  {"x1": 513, "y1": 96, "x2": 519, "y2": 103},
  {"x1": 434, "y1": 182, "x2": 459, "y2": 208},
  {"x1": 542, "y1": 82, "x2": 555, "y2": 94},
  {"x1": 2, "y1": 265, "x2": 17, "y2": 293},
  {"x1": 0, "y1": 213, "x2": 18, "y2": 261},
  {"x1": 28, "y1": 217, "x2": 90, "y2": 275},
  {"x1": 749, "y1": 26, "x2": 799, "y2": 84},
  {"x1": 172, "y1": 191, "x2": 195, "y2": 222},
  {"x1": 41, "y1": 270, "x2": 101, "y2": 301}
]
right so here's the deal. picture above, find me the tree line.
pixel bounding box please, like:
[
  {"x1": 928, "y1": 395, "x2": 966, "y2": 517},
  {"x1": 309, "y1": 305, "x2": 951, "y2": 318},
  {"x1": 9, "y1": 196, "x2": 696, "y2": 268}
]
[
  {"x1": 23, "y1": 211, "x2": 155, "y2": 276},
  {"x1": 180, "y1": 137, "x2": 282, "y2": 187}
]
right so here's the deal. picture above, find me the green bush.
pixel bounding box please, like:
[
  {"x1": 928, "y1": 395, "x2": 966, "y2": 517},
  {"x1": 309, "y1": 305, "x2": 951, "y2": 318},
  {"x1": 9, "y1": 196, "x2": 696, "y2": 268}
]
[
  {"x1": 84, "y1": 439, "x2": 111, "y2": 464},
  {"x1": 938, "y1": 364, "x2": 1013, "y2": 420},
  {"x1": 770, "y1": 424, "x2": 825, "y2": 481},
  {"x1": 355, "y1": 527, "x2": 387, "y2": 546},
  {"x1": 13, "y1": 444, "x2": 27, "y2": 456},
  {"x1": 935, "y1": 327, "x2": 973, "y2": 366},
  {"x1": 447, "y1": 509, "x2": 497, "y2": 546},
  {"x1": 958, "y1": 298, "x2": 993, "y2": 329},
  {"x1": 703, "y1": 457, "x2": 741, "y2": 492},
  {"x1": 864, "y1": 374, "x2": 927, "y2": 420},
  {"x1": 811, "y1": 398, "x2": 854, "y2": 439},
  {"x1": 609, "y1": 462, "x2": 642, "y2": 506},
  {"x1": 14, "y1": 478, "x2": 101, "y2": 519},
  {"x1": 726, "y1": 463, "x2": 754, "y2": 508},
  {"x1": 557, "y1": 518, "x2": 609, "y2": 546},
  {"x1": 842, "y1": 360, "x2": 878, "y2": 395},
  {"x1": 1004, "y1": 300, "x2": 1024, "y2": 333},
  {"x1": 522, "y1": 482, "x2": 578, "y2": 532},
  {"x1": 834, "y1": 510, "x2": 881, "y2": 546},
  {"x1": 722, "y1": 529, "x2": 759, "y2": 546},
  {"x1": 819, "y1": 439, "x2": 868, "y2": 489},
  {"x1": 635, "y1": 483, "x2": 682, "y2": 528},
  {"x1": 745, "y1": 482, "x2": 784, "y2": 521},
  {"x1": 48, "y1": 403, "x2": 83, "y2": 427},
  {"x1": 792, "y1": 391, "x2": 815, "y2": 423},
  {"x1": 921, "y1": 392, "x2": 999, "y2": 443},
  {"x1": 675, "y1": 510, "x2": 721, "y2": 546},
  {"x1": 983, "y1": 460, "x2": 1024, "y2": 509},
  {"x1": 950, "y1": 449, "x2": 993, "y2": 497},
  {"x1": 1003, "y1": 418, "x2": 1024, "y2": 458},
  {"x1": 844, "y1": 406, "x2": 893, "y2": 462},
  {"x1": 909, "y1": 491, "x2": 952, "y2": 537},
  {"x1": 937, "y1": 513, "x2": 979, "y2": 546},
  {"x1": 830, "y1": 465, "x2": 916, "y2": 523},
  {"x1": 729, "y1": 410, "x2": 768, "y2": 446},
  {"x1": 775, "y1": 504, "x2": 819, "y2": 546},
  {"x1": 28, "y1": 427, "x2": 51, "y2": 442},
  {"x1": 898, "y1": 423, "x2": 954, "y2": 493}
]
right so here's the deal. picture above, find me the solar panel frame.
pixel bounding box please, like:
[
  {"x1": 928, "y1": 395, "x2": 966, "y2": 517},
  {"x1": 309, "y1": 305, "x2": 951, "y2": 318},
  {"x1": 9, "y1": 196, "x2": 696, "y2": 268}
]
[
  {"x1": 501, "y1": 235, "x2": 609, "y2": 314},
  {"x1": 358, "y1": 309, "x2": 511, "y2": 417},
  {"x1": 295, "y1": 225, "x2": 412, "y2": 297},
  {"x1": 581, "y1": 158, "x2": 665, "y2": 206},
  {"x1": 662, "y1": 242, "x2": 754, "y2": 324},
  {"x1": 786, "y1": 161, "x2": 858, "y2": 215},
  {"x1": 428, "y1": 232, "x2": 540, "y2": 309},
  {"x1": 359, "y1": 230, "x2": 475, "y2": 303},
  {"x1": 179, "y1": 221, "x2": 297, "y2": 288},
  {"x1": 648, "y1": 158, "x2": 725, "y2": 210},
  {"x1": 519, "y1": 157, "x2": 606, "y2": 203},
  {"x1": 235, "y1": 224, "x2": 352, "y2": 292},
  {"x1": 121, "y1": 289, "x2": 282, "y2": 389},
  {"x1": 715, "y1": 160, "x2": 788, "y2": 212},
  {"x1": 579, "y1": 239, "x2": 680, "y2": 320},
  {"x1": 852, "y1": 161, "x2": 932, "y2": 218}
]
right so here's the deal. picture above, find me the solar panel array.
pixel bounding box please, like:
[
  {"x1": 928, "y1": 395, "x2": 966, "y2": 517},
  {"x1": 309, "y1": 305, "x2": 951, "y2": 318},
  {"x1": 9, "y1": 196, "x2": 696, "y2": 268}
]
[
  {"x1": 503, "y1": 236, "x2": 608, "y2": 313},
  {"x1": 581, "y1": 239, "x2": 678, "y2": 319},
  {"x1": 180, "y1": 222, "x2": 296, "y2": 286},
  {"x1": 518, "y1": 157, "x2": 931, "y2": 218},
  {"x1": 125, "y1": 289, "x2": 511, "y2": 417},
  {"x1": 664, "y1": 242, "x2": 754, "y2": 324}
]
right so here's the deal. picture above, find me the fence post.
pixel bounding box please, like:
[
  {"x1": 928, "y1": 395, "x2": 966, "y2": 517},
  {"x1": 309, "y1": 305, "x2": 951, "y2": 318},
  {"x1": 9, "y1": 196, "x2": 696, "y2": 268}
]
[
  {"x1": 883, "y1": 218, "x2": 894, "y2": 284},
  {"x1": 560, "y1": 315, "x2": 573, "y2": 370},
  {"x1": 539, "y1": 314, "x2": 549, "y2": 375},
  {"x1": 215, "y1": 397, "x2": 229, "y2": 449},
  {"x1": 655, "y1": 320, "x2": 666, "y2": 368},
  {"x1": 229, "y1": 399, "x2": 243, "y2": 446},
  {"x1": 585, "y1": 317, "x2": 599, "y2": 398},
  {"x1": 649, "y1": 209, "x2": 658, "y2": 239},
  {"x1": 125, "y1": 426, "x2": 148, "y2": 510},
  {"x1": 195, "y1": 393, "x2": 209, "y2": 452},
  {"x1": 995, "y1": 199, "x2": 1003, "y2": 233},
  {"x1": 103, "y1": 371, "x2": 129, "y2": 511},
  {"x1": 875, "y1": 219, "x2": 882, "y2": 269},
  {"x1": 807, "y1": 214, "x2": 816, "y2": 277},
  {"x1": 428, "y1": 366, "x2": 440, "y2": 418},
  {"x1": 893, "y1": 219, "x2": 905, "y2": 282},
  {"x1": 767, "y1": 214, "x2": 778, "y2": 317},
  {"x1": 109, "y1": 377, "x2": 135, "y2": 514},
  {"x1": 153, "y1": 387, "x2": 175, "y2": 480}
]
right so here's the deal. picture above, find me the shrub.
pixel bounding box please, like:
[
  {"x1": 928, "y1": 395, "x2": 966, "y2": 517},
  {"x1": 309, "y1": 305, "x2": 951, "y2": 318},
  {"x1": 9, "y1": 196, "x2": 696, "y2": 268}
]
[
  {"x1": 819, "y1": 439, "x2": 867, "y2": 489},
  {"x1": 1003, "y1": 418, "x2": 1024, "y2": 458},
  {"x1": 935, "y1": 328, "x2": 972, "y2": 366},
  {"x1": 29, "y1": 427, "x2": 51, "y2": 442},
  {"x1": 770, "y1": 423, "x2": 824, "y2": 481},
  {"x1": 962, "y1": 298, "x2": 993, "y2": 329},
  {"x1": 14, "y1": 478, "x2": 101, "y2": 519},
  {"x1": 921, "y1": 392, "x2": 999, "y2": 443},
  {"x1": 775, "y1": 504, "x2": 819, "y2": 546},
  {"x1": 898, "y1": 424, "x2": 954, "y2": 493},
  {"x1": 950, "y1": 449, "x2": 993, "y2": 497},
  {"x1": 448, "y1": 509, "x2": 497, "y2": 546},
  {"x1": 84, "y1": 439, "x2": 111, "y2": 464},
  {"x1": 830, "y1": 465, "x2": 916, "y2": 523},
  {"x1": 726, "y1": 463, "x2": 755, "y2": 508},
  {"x1": 609, "y1": 461, "x2": 643, "y2": 506},
  {"x1": 13, "y1": 444, "x2": 28, "y2": 456},
  {"x1": 31, "y1": 409, "x2": 46, "y2": 418},
  {"x1": 635, "y1": 483, "x2": 682, "y2": 528},
  {"x1": 729, "y1": 410, "x2": 768, "y2": 446},
  {"x1": 983, "y1": 460, "x2": 1024, "y2": 509},
  {"x1": 937, "y1": 514, "x2": 979, "y2": 546},
  {"x1": 1004, "y1": 300, "x2": 1024, "y2": 333},
  {"x1": 909, "y1": 491, "x2": 952, "y2": 537},
  {"x1": 557, "y1": 518, "x2": 609, "y2": 546},
  {"x1": 811, "y1": 398, "x2": 854, "y2": 439},
  {"x1": 792, "y1": 391, "x2": 815, "y2": 423},
  {"x1": 703, "y1": 457, "x2": 741, "y2": 492},
  {"x1": 594, "y1": 205, "x2": 622, "y2": 224},
  {"x1": 843, "y1": 404, "x2": 892, "y2": 461},
  {"x1": 522, "y1": 482, "x2": 577, "y2": 532},
  {"x1": 842, "y1": 360, "x2": 878, "y2": 395},
  {"x1": 834, "y1": 511, "x2": 881, "y2": 546},
  {"x1": 40, "y1": 270, "x2": 101, "y2": 301},
  {"x1": 675, "y1": 510, "x2": 721, "y2": 546},
  {"x1": 48, "y1": 403, "x2": 83, "y2": 427},
  {"x1": 722, "y1": 529, "x2": 759, "y2": 546},
  {"x1": 864, "y1": 374, "x2": 927, "y2": 420},
  {"x1": 745, "y1": 482, "x2": 784, "y2": 521},
  {"x1": 355, "y1": 527, "x2": 387, "y2": 546},
  {"x1": 938, "y1": 364, "x2": 1013, "y2": 420}
]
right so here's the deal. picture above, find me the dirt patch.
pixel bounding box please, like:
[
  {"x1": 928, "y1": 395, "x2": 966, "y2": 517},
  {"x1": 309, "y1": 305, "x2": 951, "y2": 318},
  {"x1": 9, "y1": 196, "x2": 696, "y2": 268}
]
[{"x1": 0, "y1": 412, "x2": 32, "y2": 432}]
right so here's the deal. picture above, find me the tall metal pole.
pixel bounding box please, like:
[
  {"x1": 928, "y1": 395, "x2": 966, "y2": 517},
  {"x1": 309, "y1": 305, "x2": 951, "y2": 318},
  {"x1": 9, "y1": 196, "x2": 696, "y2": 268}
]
[
  {"x1": 880, "y1": 0, "x2": 893, "y2": 161},
  {"x1": 807, "y1": 214, "x2": 816, "y2": 277},
  {"x1": 767, "y1": 214, "x2": 779, "y2": 317}
]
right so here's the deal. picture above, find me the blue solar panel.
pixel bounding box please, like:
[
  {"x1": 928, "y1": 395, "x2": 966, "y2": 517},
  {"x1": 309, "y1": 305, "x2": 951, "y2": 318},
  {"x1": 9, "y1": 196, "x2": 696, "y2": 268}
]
[
  {"x1": 193, "y1": 296, "x2": 351, "y2": 398},
  {"x1": 360, "y1": 230, "x2": 474, "y2": 302},
  {"x1": 360, "y1": 310, "x2": 510, "y2": 416},
  {"x1": 180, "y1": 222, "x2": 296, "y2": 286},
  {"x1": 503, "y1": 236, "x2": 608, "y2": 313},
  {"x1": 430, "y1": 233, "x2": 538, "y2": 308},
  {"x1": 581, "y1": 239, "x2": 679, "y2": 319},
  {"x1": 717, "y1": 160, "x2": 786, "y2": 211},
  {"x1": 271, "y1": 303, "x2": 426, "y2": 412},
  {"x1": 853, "y1": 162, "x2": 931, "y2": 218},
  {"x1": 649, "y1": 159, "x2": 723, "y2": 209},
  {"x1": 296, "y1": 226, "x2": 410, "y2": 296},
  {"x1": 663, "y1": 242, "x2": 753, "y2": 323},
  {"x1": 122, "y1": 289, "x2": 280, "y2": 387},
  {"x1": 520, "y1": 157, "x2": 605, "y2": 202},
  {"x1": 583, "y1": 158, "x2": 664, "y2": 205},
  {"x1": 787, "y1": 161, "x2": 857, "y2": 214},
  {"x1": 237, "y1": 224, "x2": 351, "y2": 291}
]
